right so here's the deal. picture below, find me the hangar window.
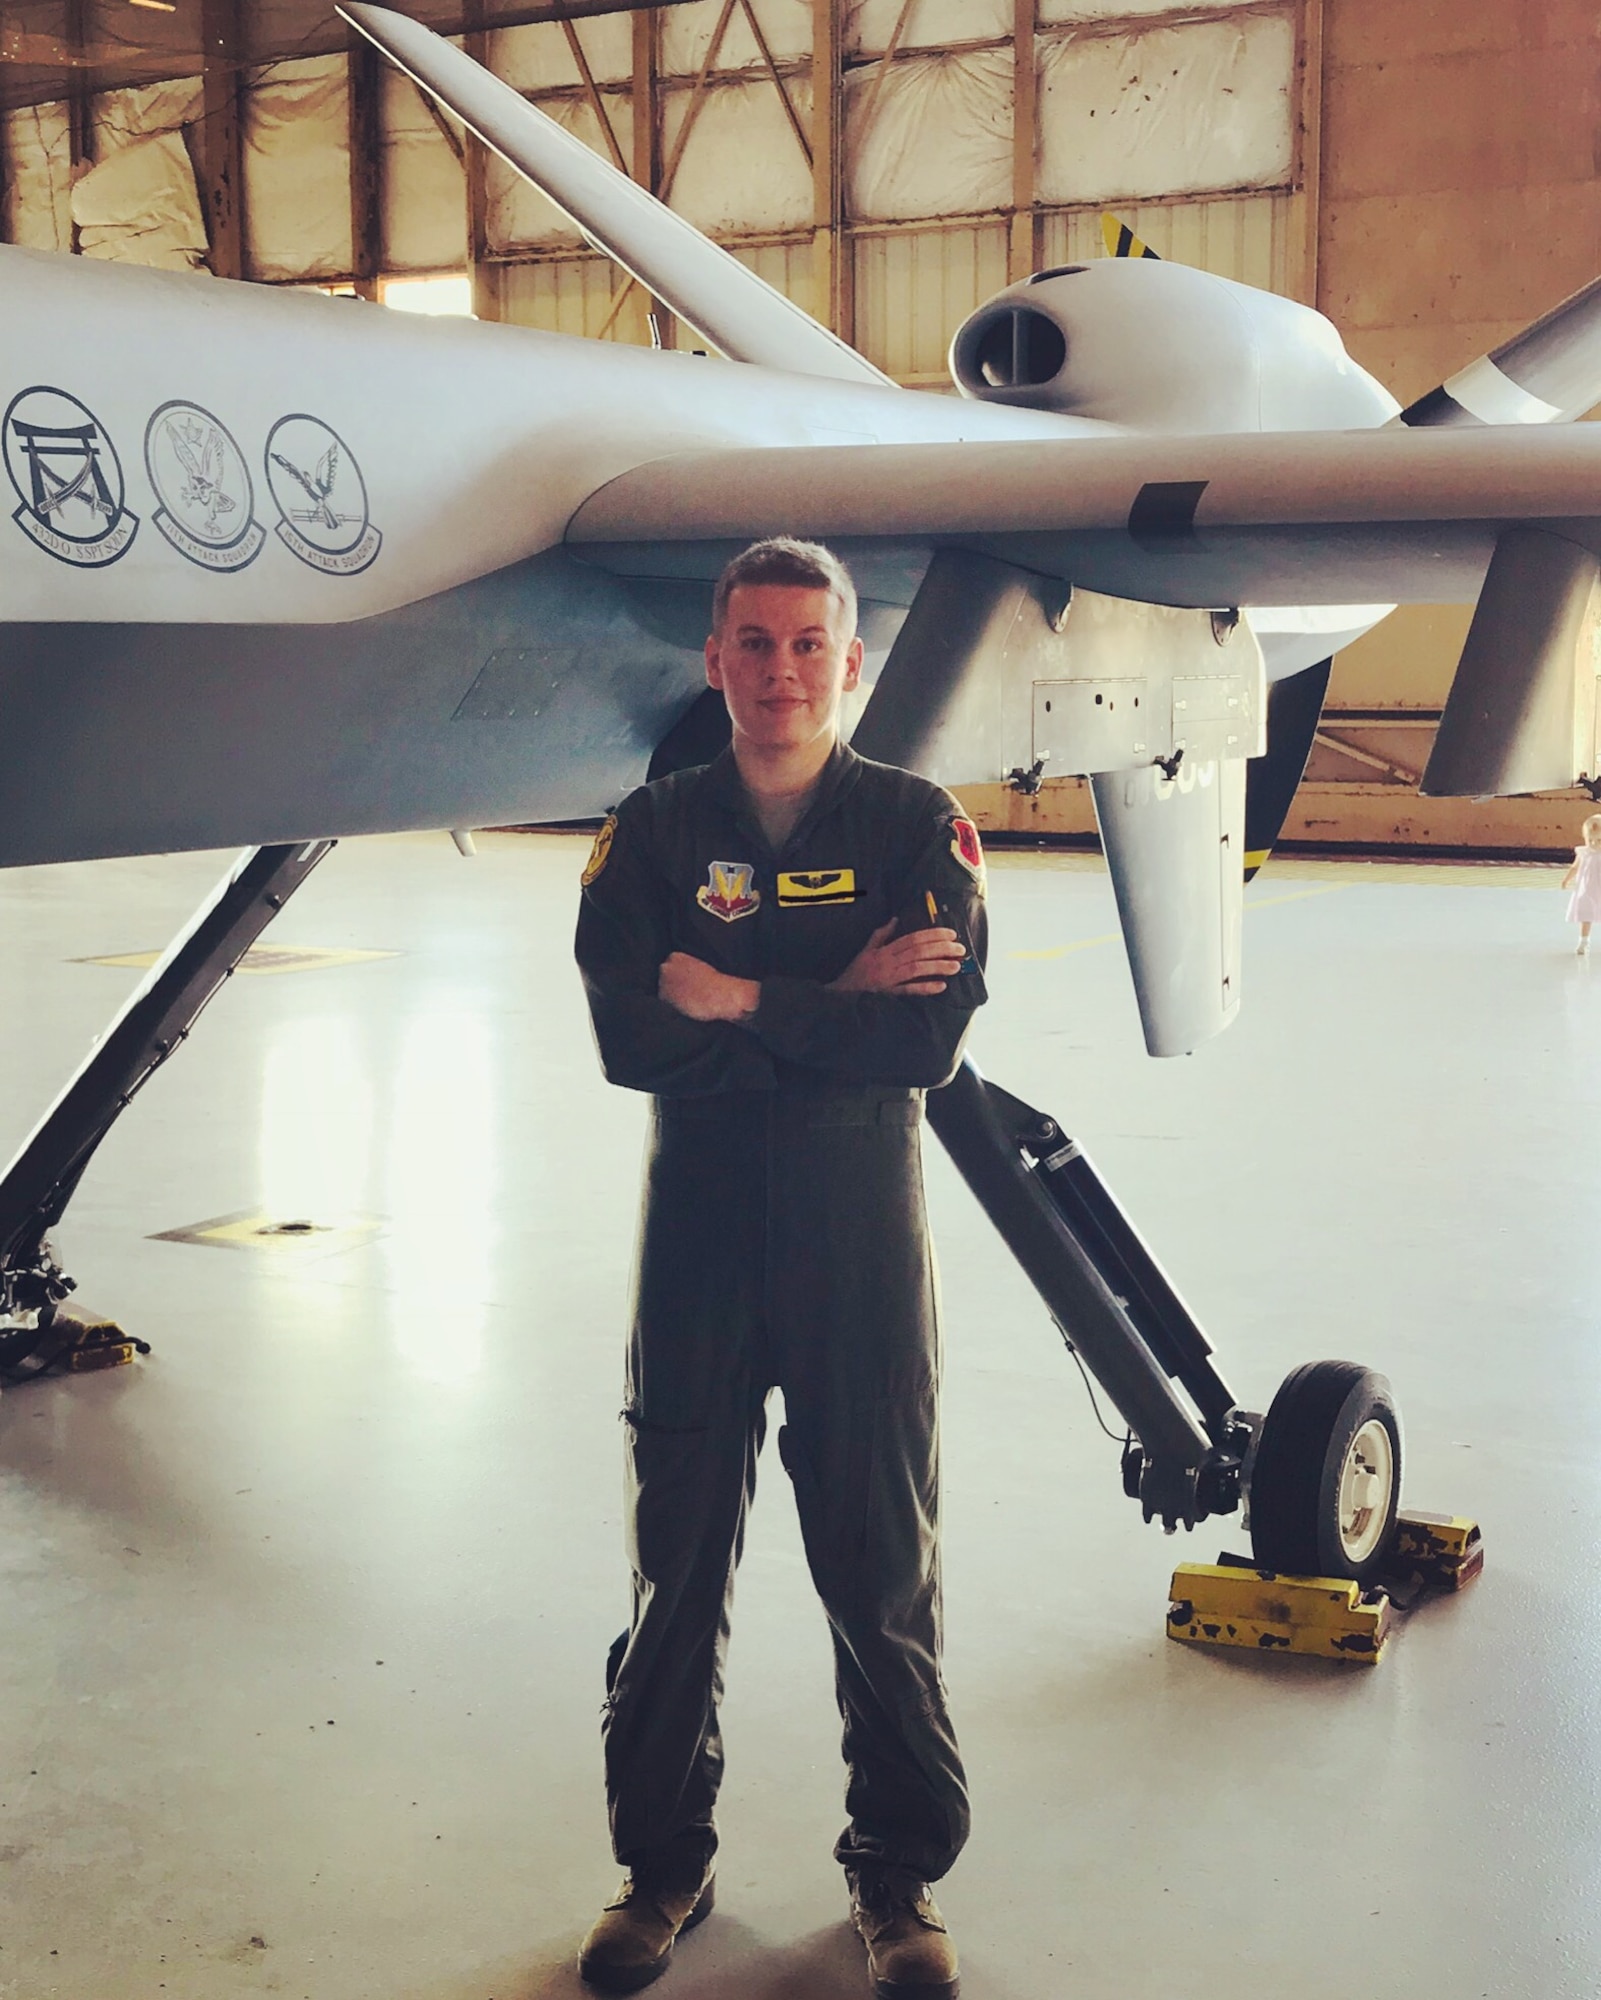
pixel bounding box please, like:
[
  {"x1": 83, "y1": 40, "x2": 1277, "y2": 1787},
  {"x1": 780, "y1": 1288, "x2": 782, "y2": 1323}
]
[{"x1": 380, "y1": 273, "x2": 475, "y2": 318}]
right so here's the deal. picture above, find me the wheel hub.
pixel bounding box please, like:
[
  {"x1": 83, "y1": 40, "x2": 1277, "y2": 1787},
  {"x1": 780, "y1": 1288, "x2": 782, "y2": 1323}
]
[{"x1": 1338, "y1": 1418, "x2": 1395, "y2": 1564}]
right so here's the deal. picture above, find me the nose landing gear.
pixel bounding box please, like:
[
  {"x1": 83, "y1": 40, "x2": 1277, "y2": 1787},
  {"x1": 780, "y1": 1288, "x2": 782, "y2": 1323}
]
[{"x1": 929, "y1": 1059, "x2": 1404, "y2": 1582}]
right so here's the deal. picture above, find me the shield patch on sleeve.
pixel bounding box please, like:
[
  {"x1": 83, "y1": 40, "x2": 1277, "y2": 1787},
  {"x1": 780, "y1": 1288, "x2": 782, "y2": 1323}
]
[
  {"x1": 950, "y1": 816, "x2": 985, "y2": 886},
  {"x1": 582, "y1": 812, "x2": 617, "y2": 887}
]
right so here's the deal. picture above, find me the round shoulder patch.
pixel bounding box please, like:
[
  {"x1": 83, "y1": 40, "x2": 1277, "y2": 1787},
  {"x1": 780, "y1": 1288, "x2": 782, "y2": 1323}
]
[
  {"x1": 949, "y1": 814, "x2": 985, "y2": 886},
  {"x1": 582, "y1": 812, "x2": 618, "y2": 887}
]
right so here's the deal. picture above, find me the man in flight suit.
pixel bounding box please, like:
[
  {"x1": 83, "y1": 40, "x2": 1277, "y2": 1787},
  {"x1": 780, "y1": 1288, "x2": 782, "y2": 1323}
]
[{"x1": 574, "y1": 538, "x2": 988, "y2": 1999}]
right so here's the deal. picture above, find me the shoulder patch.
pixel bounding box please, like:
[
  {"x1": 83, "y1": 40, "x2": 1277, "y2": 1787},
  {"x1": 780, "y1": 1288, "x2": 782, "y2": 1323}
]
[
  {"x1": 581, "y1": 812, "x2": 617, "y2": 887},
  {"x1": 949, "y1": 815, "x2": 985, "y2": 886}
]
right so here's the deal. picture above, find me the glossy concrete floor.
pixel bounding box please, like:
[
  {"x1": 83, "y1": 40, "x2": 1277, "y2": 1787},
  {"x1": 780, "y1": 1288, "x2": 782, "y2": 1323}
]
[{"x1": 2, "y1": 832, "x2": 1598, "y2": 2000}]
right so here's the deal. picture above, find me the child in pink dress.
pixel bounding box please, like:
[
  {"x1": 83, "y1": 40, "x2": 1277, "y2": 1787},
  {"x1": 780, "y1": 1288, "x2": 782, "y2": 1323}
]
[{"x1": 1562, "y1": 814, "x2": 1601, "y2": 955}]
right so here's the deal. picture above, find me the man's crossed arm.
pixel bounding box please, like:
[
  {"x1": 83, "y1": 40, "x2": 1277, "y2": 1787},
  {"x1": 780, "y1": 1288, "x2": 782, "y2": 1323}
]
[{"x1": 657, "y1": 921, "x2": 967, "y2": 1024}]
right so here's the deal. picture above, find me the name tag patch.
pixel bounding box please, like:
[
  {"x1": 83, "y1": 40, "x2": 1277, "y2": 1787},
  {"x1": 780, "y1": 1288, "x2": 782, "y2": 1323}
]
[{"x1": 777, "y1": 869, "x2": 857, "y2": 907}]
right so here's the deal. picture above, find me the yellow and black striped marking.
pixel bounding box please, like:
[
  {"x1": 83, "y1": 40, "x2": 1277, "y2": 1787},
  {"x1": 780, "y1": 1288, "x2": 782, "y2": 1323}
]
[{"x1": 1101, "y1": 213, "x2": 1160, "y2": 261}]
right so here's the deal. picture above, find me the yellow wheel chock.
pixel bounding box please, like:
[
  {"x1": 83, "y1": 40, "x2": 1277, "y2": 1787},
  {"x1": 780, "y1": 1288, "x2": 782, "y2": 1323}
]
[{"x1": 1168, "y1": 1513, "x2": 1482, "y2": 1666}]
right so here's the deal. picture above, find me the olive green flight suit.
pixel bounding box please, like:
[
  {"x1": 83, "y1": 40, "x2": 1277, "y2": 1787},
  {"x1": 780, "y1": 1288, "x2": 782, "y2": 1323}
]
[{"x1": 575, "y1": 741, "x2": 987, "y2": 1887}]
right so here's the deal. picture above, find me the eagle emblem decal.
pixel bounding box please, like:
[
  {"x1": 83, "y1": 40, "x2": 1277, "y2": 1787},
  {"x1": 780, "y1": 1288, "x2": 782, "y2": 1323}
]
[
  {"x1": 145, "y1": 400, "x2": 265, "y2": 572},
  {"x1": 264, "y1": 412, "x2": 383, "y2": 576}
]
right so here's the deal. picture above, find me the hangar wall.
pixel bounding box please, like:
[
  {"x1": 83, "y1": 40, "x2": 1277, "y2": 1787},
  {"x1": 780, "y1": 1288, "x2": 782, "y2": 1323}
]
[
  {"x1": 1295, "y1": 0, "x2": 1601, "y2": 856},
  {"x1": 0, "y1": 0, "x2": 1594, "y2": 855}
]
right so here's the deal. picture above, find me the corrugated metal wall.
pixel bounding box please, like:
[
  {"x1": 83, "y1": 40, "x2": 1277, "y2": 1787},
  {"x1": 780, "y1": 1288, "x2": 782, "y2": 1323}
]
[
  {"x1": 483, "y1": 0, "x2": 1305, "y2": 382},
  {"x1": 0, "y1": 0, "x2": 1306, "y2": 389},
  {"x1": 1040, "y1": 191, "x2": 1295, "y2": 295},
  {"x1": 851, "y1": 222, "x2": 1010, "y2": 384}
]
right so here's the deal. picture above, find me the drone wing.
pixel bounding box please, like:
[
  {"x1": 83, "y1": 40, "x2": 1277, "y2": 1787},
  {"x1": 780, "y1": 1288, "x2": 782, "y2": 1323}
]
[{"x1": 568, "y1": 422, "x2": 1601, "y2": 611}]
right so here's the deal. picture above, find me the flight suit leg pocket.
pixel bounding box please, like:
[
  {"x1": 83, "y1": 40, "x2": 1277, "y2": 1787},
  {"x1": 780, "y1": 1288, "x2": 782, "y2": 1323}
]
[{"x1": 621, "y1": 1404, "x2": 716, "y2": 1586}]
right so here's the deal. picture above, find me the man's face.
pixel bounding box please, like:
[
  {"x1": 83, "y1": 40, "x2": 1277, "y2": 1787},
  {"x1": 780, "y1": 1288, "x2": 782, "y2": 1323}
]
[{"x1": 705, "y1": 583, "x2": 864, "y2": 756}]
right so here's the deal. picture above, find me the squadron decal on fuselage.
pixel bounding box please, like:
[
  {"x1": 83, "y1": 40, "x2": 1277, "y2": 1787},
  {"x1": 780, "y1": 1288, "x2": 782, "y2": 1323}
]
[
  {"x1": 3, "y1": 386, "x2": 138, "y2": 567},
  {"x1": 264, "y1": 413, "x2": 382, "y2": 576},
  {"x1": 145, "y1": 401, "x2": 265, "y2": 572}
]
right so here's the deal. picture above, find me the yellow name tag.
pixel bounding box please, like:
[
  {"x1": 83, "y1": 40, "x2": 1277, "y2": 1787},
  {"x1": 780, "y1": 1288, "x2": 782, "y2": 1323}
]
[{"x1": 777, "y1": 868, "x2": 857, "y2": 906}]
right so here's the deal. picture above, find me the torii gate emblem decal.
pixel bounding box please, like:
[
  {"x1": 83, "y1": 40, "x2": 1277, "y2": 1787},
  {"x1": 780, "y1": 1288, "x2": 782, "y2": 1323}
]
[{"x1": 2, "y1": 385, "x2": 138, "y2": 566}]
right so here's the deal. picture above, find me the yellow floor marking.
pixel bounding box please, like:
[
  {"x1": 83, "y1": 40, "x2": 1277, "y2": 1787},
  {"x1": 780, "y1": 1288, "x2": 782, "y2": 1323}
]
[
  {"x1": 151, "y1": 1210, "x2": 385, "y2": 1255},
  {"x1": 1011, "y1": 931, "x2": 1121, "y2": 962},
  {"x1": 1253, "y1": 857, "x2": 1560, "y2": 889},
  {"x1": 1009, "y1": 883, "x2": 1347, "y2": 961},
  {"x1": 81, "y1": 944, "x2": 398, "y2": 976}
]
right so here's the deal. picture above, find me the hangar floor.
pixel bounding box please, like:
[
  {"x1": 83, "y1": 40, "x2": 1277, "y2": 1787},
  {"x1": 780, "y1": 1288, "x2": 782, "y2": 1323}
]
[{"x1": 2, "y1": 832, "x2": 1596, "y2": 2000}]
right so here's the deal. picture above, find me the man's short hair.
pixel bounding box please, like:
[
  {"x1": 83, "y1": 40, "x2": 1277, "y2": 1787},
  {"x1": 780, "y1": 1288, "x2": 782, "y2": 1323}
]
[{"x1": 711, "y1": 537, "x2": 858, "y2": 639}]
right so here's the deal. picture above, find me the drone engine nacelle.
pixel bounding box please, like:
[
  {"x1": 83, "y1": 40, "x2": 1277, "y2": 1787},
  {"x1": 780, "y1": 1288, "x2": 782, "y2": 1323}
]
[{"x1": 949, "y1": 260, "x2": 1398, "y2": 433}]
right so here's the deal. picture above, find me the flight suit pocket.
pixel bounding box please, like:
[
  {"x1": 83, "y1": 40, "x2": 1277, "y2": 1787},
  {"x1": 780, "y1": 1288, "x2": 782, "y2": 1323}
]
[{"x1": 622, "y1": 1405, "x2": 713, "y2": 1584}]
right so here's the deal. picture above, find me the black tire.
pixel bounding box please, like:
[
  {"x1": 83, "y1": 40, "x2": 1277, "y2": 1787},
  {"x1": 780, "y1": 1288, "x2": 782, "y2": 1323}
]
[{"x1": 1248, "y1": 1361, "x2": 1402, "y2": 1584}]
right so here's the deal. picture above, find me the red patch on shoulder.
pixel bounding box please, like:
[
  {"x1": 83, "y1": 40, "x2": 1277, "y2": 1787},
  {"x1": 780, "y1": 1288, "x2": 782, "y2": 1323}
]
[{"x1": 950, "y1": 816, "x2": 985, "y2": 883}]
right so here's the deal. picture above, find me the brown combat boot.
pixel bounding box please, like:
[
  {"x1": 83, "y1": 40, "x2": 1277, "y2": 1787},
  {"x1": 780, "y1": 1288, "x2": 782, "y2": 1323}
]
[
  {"x1": 848, "y1": 1870, "x2": 960, "y2": 1999},
  {"x1": 577, "y1": 1871, "x2": 715, "y2": 1992}
]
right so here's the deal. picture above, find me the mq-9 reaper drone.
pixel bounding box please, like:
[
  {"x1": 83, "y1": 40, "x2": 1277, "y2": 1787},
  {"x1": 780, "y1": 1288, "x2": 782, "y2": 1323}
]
[{"x1": 5, "y1": 3, "x2": 1601, "y2": 1593}]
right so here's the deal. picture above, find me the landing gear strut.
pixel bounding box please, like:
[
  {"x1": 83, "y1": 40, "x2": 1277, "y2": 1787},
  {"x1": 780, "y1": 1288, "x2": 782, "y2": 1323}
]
[
  {"x1": 927, "y1": 1059, "x2": 1402, "y2": 1574},
  {"x1": 0, "y1": 841, "x2": 333, "y2": 1382}
]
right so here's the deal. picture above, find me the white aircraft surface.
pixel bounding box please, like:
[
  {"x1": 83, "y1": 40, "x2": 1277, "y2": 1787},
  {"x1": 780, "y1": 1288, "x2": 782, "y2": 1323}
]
[
  {"x1": 3, "y1": 2, "x2": 1600, "y2": 1550},
  {"x1": 4, "y1": 3, "x2": 1600, "y2": 1055}
]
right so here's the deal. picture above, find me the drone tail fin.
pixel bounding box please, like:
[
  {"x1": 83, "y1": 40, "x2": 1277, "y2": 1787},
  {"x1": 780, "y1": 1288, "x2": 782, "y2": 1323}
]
[{"x1": 1101, "y1": 214, "x2": 1160, "y2": 262}]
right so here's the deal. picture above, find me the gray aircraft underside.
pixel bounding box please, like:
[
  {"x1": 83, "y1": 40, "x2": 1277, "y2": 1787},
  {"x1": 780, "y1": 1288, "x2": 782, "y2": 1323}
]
[{"x1": 6, "y1": 0, "x2": 1601, "y2": 1058}]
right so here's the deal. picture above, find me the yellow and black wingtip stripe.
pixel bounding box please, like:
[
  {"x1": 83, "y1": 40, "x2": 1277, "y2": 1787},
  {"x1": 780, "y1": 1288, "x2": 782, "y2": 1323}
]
[
  {"x1": 1101, "y1": 213, "x2": 1160, "y2": 261},
  {"x1": 1242, "y1": 849, "x2": 1271, "y2": 885}
]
